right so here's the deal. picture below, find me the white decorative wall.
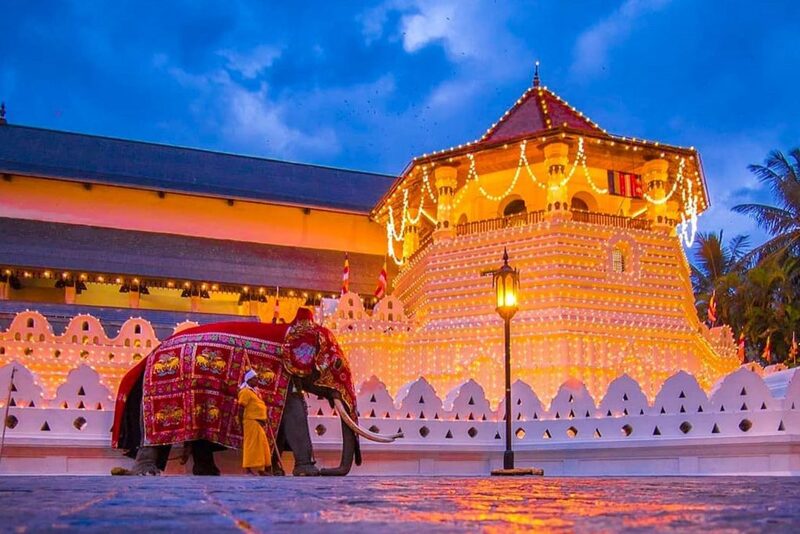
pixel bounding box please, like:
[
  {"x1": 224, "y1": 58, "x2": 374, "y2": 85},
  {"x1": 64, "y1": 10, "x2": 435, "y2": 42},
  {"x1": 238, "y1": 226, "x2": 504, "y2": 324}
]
[{"x1": 1, "y1": 358, "x2": 799, "y2": 476}]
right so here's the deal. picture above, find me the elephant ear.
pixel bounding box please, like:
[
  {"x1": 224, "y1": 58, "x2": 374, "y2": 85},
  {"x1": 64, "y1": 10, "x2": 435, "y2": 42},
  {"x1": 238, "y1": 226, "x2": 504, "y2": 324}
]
[
  {"x1": 312, "y1": 328, "x2": 358, "y2": 416},
  {"x1": 282, "y1": 319, "x2": 320, "y2": 377}
]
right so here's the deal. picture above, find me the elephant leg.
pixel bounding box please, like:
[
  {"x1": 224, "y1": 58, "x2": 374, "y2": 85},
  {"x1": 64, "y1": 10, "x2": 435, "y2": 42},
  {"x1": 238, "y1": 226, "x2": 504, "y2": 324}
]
[
  {"x1": 113, "y1": 444, "x2": 170, "y2": 475},
  {"x1": 190, "y1": 440, "x2": 221, "y2": 476},
  {"x1": 281, "y1": 393, "x2": 319, "y2": 476}
]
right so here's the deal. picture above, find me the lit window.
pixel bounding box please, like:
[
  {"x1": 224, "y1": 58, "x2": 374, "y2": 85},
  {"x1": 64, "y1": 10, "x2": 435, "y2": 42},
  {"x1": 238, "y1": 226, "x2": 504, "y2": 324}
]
[{"x1": 612, "y1": 249, "x2": 625, "y2": 273}]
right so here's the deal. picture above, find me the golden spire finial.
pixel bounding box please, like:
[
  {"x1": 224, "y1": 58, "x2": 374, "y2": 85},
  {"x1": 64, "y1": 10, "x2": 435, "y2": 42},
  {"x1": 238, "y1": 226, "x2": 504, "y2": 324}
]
[{"x1": 533, "y1": 61, "x2": 540, "y2": 87}]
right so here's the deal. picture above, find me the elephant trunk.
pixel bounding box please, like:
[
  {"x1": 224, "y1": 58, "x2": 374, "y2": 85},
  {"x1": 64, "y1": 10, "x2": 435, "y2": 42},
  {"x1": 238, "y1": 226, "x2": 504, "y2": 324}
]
[{"x1": 319, "y1": 418, "x2": 356, "y2": 476}]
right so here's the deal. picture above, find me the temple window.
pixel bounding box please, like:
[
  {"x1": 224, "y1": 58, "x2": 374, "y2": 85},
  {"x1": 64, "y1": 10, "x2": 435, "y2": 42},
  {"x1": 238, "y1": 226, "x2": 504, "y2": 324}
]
[
  {"x1": 571, "y1": 197, "x2": 589, "y2": 211},
  {"x1": 134, "y1": 324, "x2": 141, "y2": 334},
  {"x1": 26, "y1": 318, "x2": 35, "y2": 328},
  {"x1": 457, "y1": 213, "x2": 468, "y2": 226},
  {"x1": 612, "y1": 248, "x2": 626, "y2": 273},
  {"x1": 503, "y1": 199, "x2": 527, "y2": 217},
  {"x1": 82, "y1": 321, "x2": 89, "y2": 331}
]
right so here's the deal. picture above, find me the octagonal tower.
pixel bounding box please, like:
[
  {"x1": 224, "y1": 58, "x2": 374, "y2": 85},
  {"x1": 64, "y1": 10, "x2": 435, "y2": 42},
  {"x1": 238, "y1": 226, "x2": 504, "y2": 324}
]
[{"x1": 347, "y1": 72, "x2": 737, "y2": 402}]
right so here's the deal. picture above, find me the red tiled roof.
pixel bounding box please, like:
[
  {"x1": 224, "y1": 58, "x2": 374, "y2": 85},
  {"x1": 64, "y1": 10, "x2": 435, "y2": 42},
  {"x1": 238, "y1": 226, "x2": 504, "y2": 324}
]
[{"x1": 480, "y1": 82, "x2": 602, "y2": 145}]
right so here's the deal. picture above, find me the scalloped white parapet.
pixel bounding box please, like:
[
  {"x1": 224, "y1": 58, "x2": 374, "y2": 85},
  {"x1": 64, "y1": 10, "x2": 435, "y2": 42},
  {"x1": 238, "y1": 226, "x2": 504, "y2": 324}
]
[
  {"x1": 357, "y1": 375, "x2": 397, "y2": 419},
  {"x1": 395, "y1": 376, "x2": 443, "y2": 420},
  {"x1": 652, "y1": 370, "x2": 709, "y2": 415},
  {"x1": 599, "y1": 374, "x2": 648, "y2": 417},
  {"x1": 443, "y1": 379, "x2": 492, "y2": 422},
  {"x1": 0, "y1": 361, "x2": 44, "y2": 408},
  {"x1": 53, "y1": 364, "x2": 112, "y2": 410},
  {"x1": 549, "y1": 377, "x2": 597, "y2": 419}
]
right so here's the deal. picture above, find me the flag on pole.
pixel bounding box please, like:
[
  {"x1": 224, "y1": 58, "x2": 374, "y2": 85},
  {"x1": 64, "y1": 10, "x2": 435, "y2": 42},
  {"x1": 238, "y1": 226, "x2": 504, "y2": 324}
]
[
  {"x1": 762, "y1": 335, "x2": 772, "y2": 364},
  {"x1": 341, "y1": 253, "x2": 350, "y2": 296},
  {"x1": 707, "y1": 290, "x2": 717, "y2": 325},
  {"x1": 737, "y1": 332, "x2": 746, "y2": 363},
  {"x1": 272, "y1": 287, "x2": 280, "y2": 324},
  {"x1": 790, "y1": 331, "x2": 798, "y2": 365},
  {"x1": 607, "y1": 170, "x2": 644, "y2": 198},
  {"x1": 375, "y1": 258, "x2": 387, "y2": 299}
]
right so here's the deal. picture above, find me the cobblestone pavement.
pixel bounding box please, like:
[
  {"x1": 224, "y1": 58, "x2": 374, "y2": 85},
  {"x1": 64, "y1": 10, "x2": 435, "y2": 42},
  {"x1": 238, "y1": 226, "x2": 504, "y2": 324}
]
[{"x1": 0, "y1": 476, "x2": 799, "y2": 533}]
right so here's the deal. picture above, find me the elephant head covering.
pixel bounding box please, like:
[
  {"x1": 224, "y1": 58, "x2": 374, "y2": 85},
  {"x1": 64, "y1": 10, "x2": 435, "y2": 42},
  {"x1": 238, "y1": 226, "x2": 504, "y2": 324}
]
[{"x1": 283, "y1": 309, "x2": 357, "y2": 415}]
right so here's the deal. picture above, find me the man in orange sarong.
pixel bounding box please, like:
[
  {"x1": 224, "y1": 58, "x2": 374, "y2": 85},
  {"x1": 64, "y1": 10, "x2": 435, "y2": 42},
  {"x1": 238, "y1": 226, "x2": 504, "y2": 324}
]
[{"x1": 237, "y1": 369, "x2": 272, "y2": 476}]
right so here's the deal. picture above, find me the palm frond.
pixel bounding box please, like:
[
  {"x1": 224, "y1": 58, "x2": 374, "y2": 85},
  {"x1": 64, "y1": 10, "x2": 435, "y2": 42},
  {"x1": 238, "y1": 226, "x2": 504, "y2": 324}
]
[
  {"x1": 726, "y1": 234, "x2": 751, "y2": 267},
  {"x1": 731, "y1": 203, "x2": 796, "y2": 236}
]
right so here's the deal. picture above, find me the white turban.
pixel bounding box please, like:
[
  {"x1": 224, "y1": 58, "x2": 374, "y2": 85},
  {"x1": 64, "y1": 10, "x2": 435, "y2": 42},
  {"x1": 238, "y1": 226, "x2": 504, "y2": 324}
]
[{"x1": 240, "y1": 369, "x2": 258, "y2": 389}]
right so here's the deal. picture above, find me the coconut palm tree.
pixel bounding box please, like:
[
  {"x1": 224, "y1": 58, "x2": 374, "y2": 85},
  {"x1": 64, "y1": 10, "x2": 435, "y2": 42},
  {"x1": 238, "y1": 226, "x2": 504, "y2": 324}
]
[
  {"x1": 690, "y1": 231, "x2": 749, "y2": 328},
  {"x1": 733, "y1": 148, "x2": 800, "y2": 262}
]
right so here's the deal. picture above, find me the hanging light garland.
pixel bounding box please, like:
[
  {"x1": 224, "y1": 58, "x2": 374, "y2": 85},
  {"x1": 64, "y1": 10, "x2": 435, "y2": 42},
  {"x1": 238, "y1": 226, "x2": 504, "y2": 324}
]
[
  {"x1": 421, "y1": 166, "x2": 438, "y2": 204},
  {"x1": 386, "y1": 189, "x2": 408, "y2": 242},
  {"x1": 386, "y1": 136, "x2": 703, "y2": 261},
  {"x1": 678, "y1": 168, "x2": 699, "y2": 248},
  {"x1": 643, "y1": 158, "x2": 683, "y2": 205}
]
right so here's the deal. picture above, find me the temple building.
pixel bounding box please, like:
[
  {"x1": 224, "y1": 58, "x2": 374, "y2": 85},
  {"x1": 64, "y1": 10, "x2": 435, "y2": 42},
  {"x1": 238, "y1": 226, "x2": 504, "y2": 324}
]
[
  {"x1": 0, "y1": 71, "x2": 738, "y2": 402},
  {"x1": 334, "y1": 70, "x2": 737, "y2": 401}
]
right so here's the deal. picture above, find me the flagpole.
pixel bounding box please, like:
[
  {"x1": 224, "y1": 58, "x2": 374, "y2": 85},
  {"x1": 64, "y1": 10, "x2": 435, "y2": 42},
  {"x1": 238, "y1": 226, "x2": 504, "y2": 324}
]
[{"x1": 0, "y1": 366, "x2": 17, "y2": 468}]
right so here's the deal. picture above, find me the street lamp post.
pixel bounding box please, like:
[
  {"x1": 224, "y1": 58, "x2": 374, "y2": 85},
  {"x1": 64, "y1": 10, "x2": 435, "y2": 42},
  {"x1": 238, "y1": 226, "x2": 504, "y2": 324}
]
[{"x1": 486, "y1": 248, "x2": 542, "y2": 476}]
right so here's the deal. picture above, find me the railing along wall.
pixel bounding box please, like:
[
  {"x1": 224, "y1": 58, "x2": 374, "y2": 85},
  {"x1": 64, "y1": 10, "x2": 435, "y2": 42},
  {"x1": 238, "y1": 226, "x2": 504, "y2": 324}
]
[
  {"x1": 571, "y1": 210, "x2": 652, "y2": 230},
  {"x1": 455, "y1": 210, "x2": 653, "y2": 237},
  {"x1": 456, "y1": 210, "x2": 546, "y2": 237}
]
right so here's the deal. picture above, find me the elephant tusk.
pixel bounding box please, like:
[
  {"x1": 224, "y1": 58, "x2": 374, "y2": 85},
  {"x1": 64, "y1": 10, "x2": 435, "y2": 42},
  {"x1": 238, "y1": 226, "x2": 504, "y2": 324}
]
[{"x1": 333, "y1": 399, "x2": 403, "y2": 443}]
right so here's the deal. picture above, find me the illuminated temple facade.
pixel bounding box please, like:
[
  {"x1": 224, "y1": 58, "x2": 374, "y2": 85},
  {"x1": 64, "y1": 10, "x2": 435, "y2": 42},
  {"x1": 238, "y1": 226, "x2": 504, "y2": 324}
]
[{"x1": 0, "y1": 74, "x2": 738, "y2": 403}]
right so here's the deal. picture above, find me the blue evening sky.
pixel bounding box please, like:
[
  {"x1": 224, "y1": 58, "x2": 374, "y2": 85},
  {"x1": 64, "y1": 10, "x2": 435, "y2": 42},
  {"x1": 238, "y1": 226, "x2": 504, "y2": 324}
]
[{"x1": 1, "y1": 1, "x2": 798, "y2": 245}]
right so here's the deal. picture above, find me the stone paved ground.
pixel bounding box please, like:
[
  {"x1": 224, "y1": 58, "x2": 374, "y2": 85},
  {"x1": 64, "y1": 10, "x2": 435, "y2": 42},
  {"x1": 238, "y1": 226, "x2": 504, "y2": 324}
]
[{"x1": 0, "y1": 476, "x2": 799, "y2": 533}]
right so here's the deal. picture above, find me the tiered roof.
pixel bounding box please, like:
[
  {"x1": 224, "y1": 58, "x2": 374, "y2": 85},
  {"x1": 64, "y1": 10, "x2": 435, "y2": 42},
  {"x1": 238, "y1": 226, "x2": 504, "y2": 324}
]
[
  {"x1": 374, "y1": 68, "x2": 708, "y2": 218},
  {"x1": 478, "y1": 69, "x2": 602, "y2": 145}
]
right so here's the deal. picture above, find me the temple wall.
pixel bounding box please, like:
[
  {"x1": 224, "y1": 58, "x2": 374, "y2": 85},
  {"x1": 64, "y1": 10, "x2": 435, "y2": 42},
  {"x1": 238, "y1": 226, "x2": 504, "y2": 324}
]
[
  {"x1": 377, "y1": 219, "x2": 737, "y2": 402},
  {"x1": 1, "y1": 355, "x2": 798, "y2": 476},
  {"x1": 0, "y1": 175, "x2": 385, "y2": 255}
]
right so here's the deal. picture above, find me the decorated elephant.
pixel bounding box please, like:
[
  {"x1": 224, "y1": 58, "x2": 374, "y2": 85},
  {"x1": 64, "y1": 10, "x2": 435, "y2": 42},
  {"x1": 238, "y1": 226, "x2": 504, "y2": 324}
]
[{"x1": 111, "y1": 308, "x2": 401, "y2": 476}]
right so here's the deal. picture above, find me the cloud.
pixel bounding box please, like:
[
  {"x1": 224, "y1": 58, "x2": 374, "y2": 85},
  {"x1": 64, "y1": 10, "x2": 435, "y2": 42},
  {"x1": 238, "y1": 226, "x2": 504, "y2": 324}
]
[
  {"x1": 400, "y1": 3, "x2": 458, "y2": 54},
  {"x1": 218, "y1": 45, "x2": 282, "y2": 79},
  {"x1": 571, "y1": 0, "x2": 670, "y2": 78},
  {"x1": 357, "y1": 0, "x2": 529, "y2": 128},
  {"x1": 694, "y1": 131, "x2": 780, "y2": 243},
  {"x1": 161, "y1": 52, "x2": 339, "y2": 160},
  {"x1": 361, "y1": 1, "x2": 524, "y2": 68},
  {"x1": 223, "y1": 82, "x2": 338, "y2": 156}
]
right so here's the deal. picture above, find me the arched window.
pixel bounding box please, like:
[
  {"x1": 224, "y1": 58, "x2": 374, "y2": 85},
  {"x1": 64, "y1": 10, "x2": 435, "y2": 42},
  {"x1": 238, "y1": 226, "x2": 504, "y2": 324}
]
[
  {"x1": 457, "y1": 213, "x2": 468, "y2": 226},
  {"x1": 612, "y1": 248, "x2": 626, "y2": 273},
  {"x1": 571, "y1": 197, "x2": 589, "y2": 211},
  {"x1": 503, "y1": 199, "x2": 527, "y2": 217}
]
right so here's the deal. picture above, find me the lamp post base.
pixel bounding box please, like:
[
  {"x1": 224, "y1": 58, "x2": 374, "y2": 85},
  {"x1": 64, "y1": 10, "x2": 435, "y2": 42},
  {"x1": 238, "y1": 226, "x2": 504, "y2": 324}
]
[{"x1": 491, "y1": 467, "x2": 544, "y2": 476}]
